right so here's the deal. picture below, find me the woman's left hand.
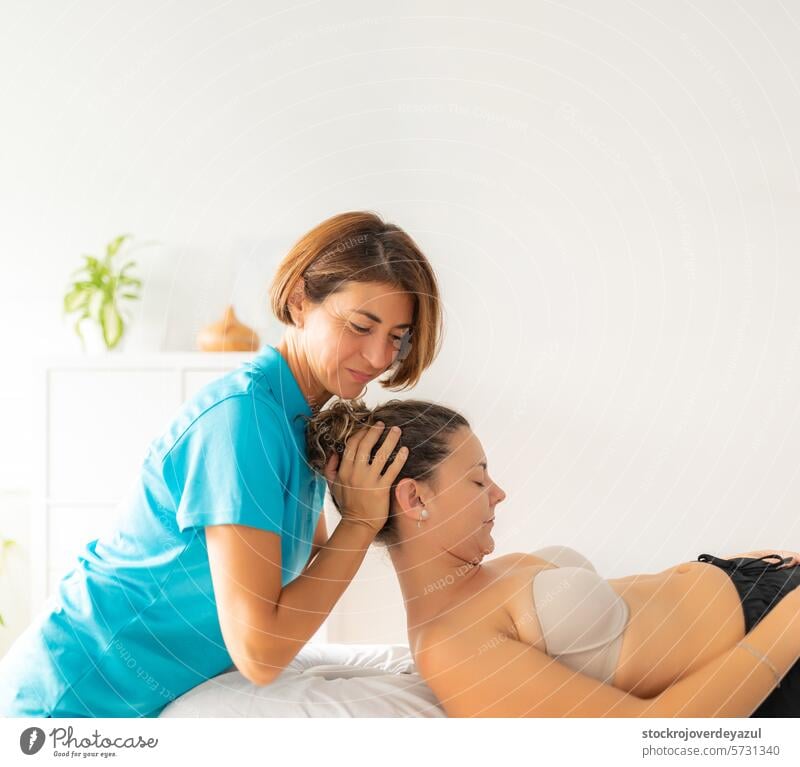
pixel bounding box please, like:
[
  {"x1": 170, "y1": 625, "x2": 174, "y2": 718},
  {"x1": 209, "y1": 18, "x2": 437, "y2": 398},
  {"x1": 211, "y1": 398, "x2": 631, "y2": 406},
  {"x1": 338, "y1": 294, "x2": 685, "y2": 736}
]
[{"x1": 738, "y1": 550, "x2": 800, "y2": 567}]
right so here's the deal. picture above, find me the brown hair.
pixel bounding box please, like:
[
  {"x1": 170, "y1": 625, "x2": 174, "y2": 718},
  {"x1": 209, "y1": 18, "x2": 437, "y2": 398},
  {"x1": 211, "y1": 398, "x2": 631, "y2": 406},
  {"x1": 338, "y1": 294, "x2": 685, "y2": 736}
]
[
  {"x1": 303, "y1": 398, "x2": 469, "y2": 545},
  {"x1": 269, "y1": 211, "x2": 442, "y2": 390}
]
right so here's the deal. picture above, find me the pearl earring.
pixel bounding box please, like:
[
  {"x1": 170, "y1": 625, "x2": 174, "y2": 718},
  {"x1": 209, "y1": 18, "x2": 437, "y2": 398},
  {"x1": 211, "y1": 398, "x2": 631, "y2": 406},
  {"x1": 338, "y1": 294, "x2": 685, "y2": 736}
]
[{"x1": 417, "y1": 506, "x2": 430, "y2": 527}]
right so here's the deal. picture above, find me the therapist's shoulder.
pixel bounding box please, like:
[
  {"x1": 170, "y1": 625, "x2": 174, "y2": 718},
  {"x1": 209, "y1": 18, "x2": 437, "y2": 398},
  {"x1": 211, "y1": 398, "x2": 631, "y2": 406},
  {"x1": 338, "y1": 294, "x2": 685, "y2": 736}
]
[{"x1": 152, "y1": 367, "x2": 292, "y2": 459}]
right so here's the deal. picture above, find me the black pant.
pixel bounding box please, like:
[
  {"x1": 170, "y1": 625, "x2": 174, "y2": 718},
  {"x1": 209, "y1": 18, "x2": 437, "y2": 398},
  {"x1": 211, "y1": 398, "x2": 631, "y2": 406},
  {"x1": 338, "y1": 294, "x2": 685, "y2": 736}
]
[{"x1": 697, "y1": 553, "x2": 800, "y2": 717}]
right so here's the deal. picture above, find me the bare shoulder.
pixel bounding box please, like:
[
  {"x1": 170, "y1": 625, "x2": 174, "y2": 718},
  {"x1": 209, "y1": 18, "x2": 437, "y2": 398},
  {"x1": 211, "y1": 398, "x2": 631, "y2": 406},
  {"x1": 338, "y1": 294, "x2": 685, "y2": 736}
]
[
  {"x1": 412, "y1": 557, "x2": 549, "y2": 661},
  {"x1": 475, "y1": 553, "x2": 577, "y2": 651},
  {"x1": 413, "y1": 595, "x2": 645, "y2": 717}
]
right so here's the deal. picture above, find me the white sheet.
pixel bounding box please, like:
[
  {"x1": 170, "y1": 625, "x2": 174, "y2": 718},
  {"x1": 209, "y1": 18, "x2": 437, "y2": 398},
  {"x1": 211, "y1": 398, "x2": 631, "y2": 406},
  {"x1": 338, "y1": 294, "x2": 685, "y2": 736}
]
[{"x1": 159, "y1": 643, "x2": 446, "y2": 717}]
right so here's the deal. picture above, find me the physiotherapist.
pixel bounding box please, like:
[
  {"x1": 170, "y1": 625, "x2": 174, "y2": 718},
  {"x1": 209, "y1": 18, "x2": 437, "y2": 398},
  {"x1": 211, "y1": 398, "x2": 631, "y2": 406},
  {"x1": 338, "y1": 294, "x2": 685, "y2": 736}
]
[{"x1": 0, "y1": 210, "x2": 443, "y2": 717}]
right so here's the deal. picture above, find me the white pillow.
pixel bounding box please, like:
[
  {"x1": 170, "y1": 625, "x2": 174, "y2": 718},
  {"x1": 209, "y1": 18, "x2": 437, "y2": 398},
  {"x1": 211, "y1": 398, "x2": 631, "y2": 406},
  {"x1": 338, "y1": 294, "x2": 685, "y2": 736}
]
[{"x1": 159, "y1": 643, "x2": 446, "y2": 718}]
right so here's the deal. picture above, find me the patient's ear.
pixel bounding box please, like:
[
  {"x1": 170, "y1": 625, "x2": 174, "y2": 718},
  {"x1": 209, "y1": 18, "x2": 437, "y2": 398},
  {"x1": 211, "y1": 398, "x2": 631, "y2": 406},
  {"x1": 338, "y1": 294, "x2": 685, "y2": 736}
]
[{"x1": 393, "y1": 478, "x2": 426, "y2": 519}]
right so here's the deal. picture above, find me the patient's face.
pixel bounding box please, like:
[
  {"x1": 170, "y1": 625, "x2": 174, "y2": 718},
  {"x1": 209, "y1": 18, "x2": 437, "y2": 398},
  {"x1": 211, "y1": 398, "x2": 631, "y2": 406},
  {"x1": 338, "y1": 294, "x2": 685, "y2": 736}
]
[
  {"x1": 424, "y1": 427, "x2": 507, "y2": 562},
  {"x1": 303, "y1": 281, "x2": 414, "y2": 399}
]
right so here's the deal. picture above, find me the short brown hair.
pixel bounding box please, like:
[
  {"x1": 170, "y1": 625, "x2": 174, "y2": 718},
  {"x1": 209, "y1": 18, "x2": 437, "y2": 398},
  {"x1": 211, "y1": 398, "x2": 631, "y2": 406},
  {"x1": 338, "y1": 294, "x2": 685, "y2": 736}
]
[{"x1": 269, "y1": 211, "x2": 442, "y2": 390}]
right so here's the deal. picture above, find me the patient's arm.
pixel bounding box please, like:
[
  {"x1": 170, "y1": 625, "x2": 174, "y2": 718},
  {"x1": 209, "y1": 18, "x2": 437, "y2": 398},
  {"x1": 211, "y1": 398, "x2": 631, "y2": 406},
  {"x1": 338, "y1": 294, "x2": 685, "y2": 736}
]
[
  {"x1": 416, "y1": 587, "x2": 800, "y2": 717},
  {"x1": 415, "y1": 618, "x2": 647, "y2": 717},
  {"x1": 643, "y1": 586, "x2": 800, "y2": 716}
]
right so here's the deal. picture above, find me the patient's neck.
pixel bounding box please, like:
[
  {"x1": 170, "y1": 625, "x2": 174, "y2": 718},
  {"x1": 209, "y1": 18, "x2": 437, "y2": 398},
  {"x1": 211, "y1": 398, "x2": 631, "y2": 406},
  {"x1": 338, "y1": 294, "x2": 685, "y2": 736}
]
[{"x1": 388, "y1": 541, "x2": 484, "y2": 633}]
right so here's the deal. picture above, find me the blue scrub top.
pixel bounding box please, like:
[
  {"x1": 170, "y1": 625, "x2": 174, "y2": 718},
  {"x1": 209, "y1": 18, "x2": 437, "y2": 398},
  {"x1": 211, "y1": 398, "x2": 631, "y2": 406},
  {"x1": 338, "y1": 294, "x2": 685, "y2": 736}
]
[{"x1": 0, "y1": 344, "x2": 326, "y2": 717}]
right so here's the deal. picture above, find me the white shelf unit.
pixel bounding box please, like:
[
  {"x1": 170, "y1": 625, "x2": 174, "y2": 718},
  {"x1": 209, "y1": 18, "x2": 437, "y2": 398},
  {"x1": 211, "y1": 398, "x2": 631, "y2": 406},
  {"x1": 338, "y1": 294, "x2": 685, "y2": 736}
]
[{"x1": 32, "y1": 352, "x2": 254, "y2": 611}]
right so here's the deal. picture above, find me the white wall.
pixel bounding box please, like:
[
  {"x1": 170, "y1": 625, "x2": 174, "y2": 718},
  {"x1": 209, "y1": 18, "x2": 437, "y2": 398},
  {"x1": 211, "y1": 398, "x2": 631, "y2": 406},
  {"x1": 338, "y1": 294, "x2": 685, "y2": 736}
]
[{"x1": 2, "y1": 0, "x2": 800, "y2": 649}]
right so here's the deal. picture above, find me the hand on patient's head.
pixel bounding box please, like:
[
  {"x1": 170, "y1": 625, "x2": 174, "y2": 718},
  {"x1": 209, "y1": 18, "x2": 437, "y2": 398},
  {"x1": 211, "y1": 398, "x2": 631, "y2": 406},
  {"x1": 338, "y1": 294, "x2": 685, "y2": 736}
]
[
  {"x1": 304, "y1": 398, "x2": 469, "y2": 544},
  {"x1": 322, "y1": 421, "x2": 408, "y2": 535}
]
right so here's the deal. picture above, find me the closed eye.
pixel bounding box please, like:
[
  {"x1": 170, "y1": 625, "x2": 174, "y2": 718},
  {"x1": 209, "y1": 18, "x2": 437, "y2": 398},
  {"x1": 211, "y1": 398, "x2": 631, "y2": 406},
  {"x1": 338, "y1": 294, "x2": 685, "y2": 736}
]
[
  {"x1": 473, "y1": 481, "x2": 486, "y2": 488},
  {"x1": 350, "y1": 323, "x2": 405, "y2": 345}
]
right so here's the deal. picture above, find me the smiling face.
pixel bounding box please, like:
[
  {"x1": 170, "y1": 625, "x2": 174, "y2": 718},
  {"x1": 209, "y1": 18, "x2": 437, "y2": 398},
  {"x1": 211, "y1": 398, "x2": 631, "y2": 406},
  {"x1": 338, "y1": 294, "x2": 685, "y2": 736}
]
[
  {"x1": 397, "y1": 426, "x2": 507, "y2": 562},
  {"x1": 300, "y1": 281, "x2": 415, "y2": 399}
]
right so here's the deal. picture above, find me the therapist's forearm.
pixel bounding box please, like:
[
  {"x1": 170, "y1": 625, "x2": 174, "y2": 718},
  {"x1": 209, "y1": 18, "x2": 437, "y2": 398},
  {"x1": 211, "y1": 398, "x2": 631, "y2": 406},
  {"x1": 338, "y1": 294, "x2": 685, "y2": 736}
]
[{"x1": 249, "y1": 519, "x2": 375, "y2": 680}]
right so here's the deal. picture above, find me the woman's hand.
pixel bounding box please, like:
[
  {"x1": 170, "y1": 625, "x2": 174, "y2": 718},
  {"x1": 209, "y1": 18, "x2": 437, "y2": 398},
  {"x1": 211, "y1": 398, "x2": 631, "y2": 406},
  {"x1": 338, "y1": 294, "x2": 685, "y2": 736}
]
[
  {"x1": 767, "y1": 550, "x2": 800, "y2": 567},
  {"x1": 732, "y1": 550, "x2": 800, "y2": 568},
  {"x1": 322, "y1": 422, "x2": 408, "y2": 534}
]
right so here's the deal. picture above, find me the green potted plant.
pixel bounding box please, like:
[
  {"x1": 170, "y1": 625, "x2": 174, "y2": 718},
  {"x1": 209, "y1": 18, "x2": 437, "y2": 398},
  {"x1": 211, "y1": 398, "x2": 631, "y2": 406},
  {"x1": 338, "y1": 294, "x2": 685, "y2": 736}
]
[
  {"x1": 63, "y1": 234, "x2": 144, "y2": 351},
  {"x1": 0, "y1": 536, "x2": 16, "y2": 628}
]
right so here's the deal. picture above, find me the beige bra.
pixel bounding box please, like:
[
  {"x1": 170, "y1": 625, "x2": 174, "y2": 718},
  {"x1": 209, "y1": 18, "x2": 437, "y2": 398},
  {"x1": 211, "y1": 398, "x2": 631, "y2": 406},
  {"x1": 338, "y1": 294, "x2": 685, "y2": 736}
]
[{"x1": 530, "y1": 545, "x2": 629, "y2": 685}]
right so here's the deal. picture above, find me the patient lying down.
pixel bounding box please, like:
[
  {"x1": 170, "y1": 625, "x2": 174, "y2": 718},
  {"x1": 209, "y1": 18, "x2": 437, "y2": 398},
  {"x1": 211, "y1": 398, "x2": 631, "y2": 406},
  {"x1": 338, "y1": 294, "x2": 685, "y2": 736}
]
[{"x1": 306, "y1": 399, "x2": 800, "y2": 718}]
